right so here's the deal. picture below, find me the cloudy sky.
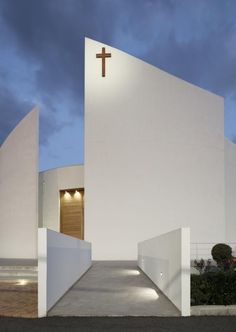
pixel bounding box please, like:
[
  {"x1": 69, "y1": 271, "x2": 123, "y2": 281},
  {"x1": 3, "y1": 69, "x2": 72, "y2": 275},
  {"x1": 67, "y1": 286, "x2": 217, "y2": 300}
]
[{"x1": 0, "y1": 0, "x2": 235, "y2": 171}]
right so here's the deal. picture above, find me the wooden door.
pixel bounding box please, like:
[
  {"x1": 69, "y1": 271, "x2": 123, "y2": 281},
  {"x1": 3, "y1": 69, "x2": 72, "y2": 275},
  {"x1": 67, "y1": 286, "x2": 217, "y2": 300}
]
[{"x1": 60, "y1": 188, "x2": 84, "y2": 239}]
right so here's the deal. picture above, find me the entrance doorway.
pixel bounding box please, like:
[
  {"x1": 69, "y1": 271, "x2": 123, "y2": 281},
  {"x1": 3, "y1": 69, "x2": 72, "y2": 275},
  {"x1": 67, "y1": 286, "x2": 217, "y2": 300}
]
[{"x1": 60, "y1": 188, "x2": 84, "y2": 240}]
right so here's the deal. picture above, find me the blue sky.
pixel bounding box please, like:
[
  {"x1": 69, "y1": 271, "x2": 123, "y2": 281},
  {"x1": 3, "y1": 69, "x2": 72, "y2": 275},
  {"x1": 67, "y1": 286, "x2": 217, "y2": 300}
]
[{"x1": 0, "y1": 0, "x2": 236, "y2": 171}]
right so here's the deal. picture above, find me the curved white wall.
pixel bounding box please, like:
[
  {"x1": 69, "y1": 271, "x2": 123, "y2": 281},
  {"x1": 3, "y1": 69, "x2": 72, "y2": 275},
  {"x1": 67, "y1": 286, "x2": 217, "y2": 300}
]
[
  {"x1": 0, "y1": 109, "x2": 39, "y2": 259},
  {"x1": 225, "y1": 139, "x2": 236, "y2": 242},
  {"x1": 39, "y1": 165, "x2": 84, "y2": 232},
  {"x1": 85, "y1": 38, "x2": 225, "y2": 260}
]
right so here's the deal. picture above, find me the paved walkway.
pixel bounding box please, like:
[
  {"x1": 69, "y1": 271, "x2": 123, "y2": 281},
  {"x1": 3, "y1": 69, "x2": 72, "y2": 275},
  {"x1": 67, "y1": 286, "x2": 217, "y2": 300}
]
[
  {"x1": 48, "y1": 261, "x2": 179, "y2": 316},
  {"x1": 0, "y1": 281, "x2": 37, "y2": 318},
  {"x1": 0, "y1": 261, "x2": 38, "y2": 318}
]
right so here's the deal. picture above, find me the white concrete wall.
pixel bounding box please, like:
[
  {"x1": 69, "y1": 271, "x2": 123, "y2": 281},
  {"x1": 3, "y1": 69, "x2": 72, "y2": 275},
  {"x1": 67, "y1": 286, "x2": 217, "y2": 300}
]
[
  {"x1": 85, "y1": 38, "x2": 225, "y2": 260},
  {"x1": 39, "y1": 165, "x2": 84, "y2": 231},
  {"x1": 138, "y1": 228, "x2": 190, "y2": 316},
  {"x1": 0, "y1": 109, "x2": 39, "y2": 259},
  {"x1": 38, "y1": 228, "x2": 91, "y2": 317},
  {"x1": 225, "y1": 139, "x2": 236, "y2": 242}
]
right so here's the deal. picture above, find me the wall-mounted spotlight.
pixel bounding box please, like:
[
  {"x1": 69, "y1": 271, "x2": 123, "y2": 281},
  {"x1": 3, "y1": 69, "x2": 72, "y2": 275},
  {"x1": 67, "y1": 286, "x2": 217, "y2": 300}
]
[
  {"x1": 74, "y1": 190, "x2": 81, "y2": 199},
  {"x1": 64, "y1": 191, "x2": 71, "y2": 199}
]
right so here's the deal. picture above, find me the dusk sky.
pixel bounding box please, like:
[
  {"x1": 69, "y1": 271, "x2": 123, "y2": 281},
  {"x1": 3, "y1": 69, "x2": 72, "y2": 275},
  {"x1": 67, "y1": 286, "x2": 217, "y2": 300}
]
[{"x1": 0, "y1": 0, "x2": 236, "y2": 171}]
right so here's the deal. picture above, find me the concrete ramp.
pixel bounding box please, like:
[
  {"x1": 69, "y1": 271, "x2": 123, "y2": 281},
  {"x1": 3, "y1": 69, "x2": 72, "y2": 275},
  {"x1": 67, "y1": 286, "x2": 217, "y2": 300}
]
[{"x1": 48, "y1": 261, "x2": 179, "y2": 316}]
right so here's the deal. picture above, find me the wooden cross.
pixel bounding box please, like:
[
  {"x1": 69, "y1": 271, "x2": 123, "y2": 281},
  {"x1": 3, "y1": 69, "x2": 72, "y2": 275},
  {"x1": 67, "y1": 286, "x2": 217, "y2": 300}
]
[{"x1": 96, "y1": 47, "x2": 111, "y2": 77}]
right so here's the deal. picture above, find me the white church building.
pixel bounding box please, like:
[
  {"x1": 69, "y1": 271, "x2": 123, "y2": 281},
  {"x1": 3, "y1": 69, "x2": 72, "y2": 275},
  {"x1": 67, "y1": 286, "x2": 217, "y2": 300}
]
[{"x1": 0, "y1": 38, "x2": 236, "y2": 316}]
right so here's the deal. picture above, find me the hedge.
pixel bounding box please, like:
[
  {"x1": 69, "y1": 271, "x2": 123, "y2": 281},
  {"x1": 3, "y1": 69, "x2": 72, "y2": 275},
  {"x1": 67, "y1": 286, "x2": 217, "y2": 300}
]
[{"x1": 191, "y1": 271, "x2": 236, "y2": 305}]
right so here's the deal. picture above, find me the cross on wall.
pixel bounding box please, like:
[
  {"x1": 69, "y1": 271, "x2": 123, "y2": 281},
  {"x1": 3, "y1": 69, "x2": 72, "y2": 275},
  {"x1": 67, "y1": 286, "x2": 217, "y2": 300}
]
[{"x1": 96, "y1": 47, "x2": 111, "y2": 77}]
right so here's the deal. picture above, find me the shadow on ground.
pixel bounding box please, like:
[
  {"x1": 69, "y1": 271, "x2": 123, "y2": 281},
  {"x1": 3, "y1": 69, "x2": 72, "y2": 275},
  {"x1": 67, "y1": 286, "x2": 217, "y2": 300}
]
[{"x1": 0, "y1": 316, "x2": 236, "y2": 332}]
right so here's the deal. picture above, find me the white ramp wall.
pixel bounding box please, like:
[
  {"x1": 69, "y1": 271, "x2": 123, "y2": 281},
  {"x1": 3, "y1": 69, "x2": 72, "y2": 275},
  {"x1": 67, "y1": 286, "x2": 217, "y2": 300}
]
[
  {"x1": 0, "y1": 109, "x2": 39, "y2": 259},
  {"x1": 38, "y1": 228, "x2": 92, "y2": 317},
  {"x1": 138, "y1": 228, "x2": 190, "y2": 316},
  {"x1": 85, "y1": 38, "x2": 225, "y2": 260}
]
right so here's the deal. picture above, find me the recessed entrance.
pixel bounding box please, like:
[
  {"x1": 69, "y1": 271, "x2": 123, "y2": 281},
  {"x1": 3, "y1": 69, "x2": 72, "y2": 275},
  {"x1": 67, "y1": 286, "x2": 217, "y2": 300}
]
[{"x1": 60, "y1": 188, "x2": 84, "y2": 240}]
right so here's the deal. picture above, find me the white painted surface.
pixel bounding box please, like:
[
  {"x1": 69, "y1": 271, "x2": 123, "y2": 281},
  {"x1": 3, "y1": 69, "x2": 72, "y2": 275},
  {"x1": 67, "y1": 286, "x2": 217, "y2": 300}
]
[
  {"x1": 0, "y1": 109, "x2": 39, "y2": 259},
  {"x1": 138, "y1": 228, "x2": 190, "y2": 316},
  {"x1": 38, "y1": 228, "x2": 47, "y2": 317},
  {"x1": 225, "y1": 139, "x2": 236, "y2": 242},
  {"x1": 38, "y1": 165, "x2": 84, "y2": 231},
  {"x1": 38, "y1": 228, "x2": 91, "y2": 317},
  {"x1": 85, "y1": 38, "x2": 225, "y2": 260}
]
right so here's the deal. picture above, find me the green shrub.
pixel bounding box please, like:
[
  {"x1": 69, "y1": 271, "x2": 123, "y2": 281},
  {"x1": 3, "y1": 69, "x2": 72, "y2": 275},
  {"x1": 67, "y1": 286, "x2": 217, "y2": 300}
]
[
  {"x1": 211, "y1": 243, "x2": 232, "y2": 270},
  {"x1": 191, "y1": 271, "x2": 236, "y2": 305},
  {"x1": 191, "y1": 274, "x2": 211, "y2": 305}
]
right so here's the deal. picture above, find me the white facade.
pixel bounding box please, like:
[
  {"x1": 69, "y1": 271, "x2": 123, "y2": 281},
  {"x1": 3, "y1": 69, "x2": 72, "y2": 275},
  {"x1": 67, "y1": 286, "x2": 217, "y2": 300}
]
[
  {"x1": 0, "y1": 109, "x2": 39, "y2": 259},
  {"x1": 85, "y1": 38, "x2": 225, "y2": 260},
  {"x1": 1, "y1": 38, "x2": 236, "y2": 266},
  {"x1": 39, "y1": 165, "x2": 84, "y2": 232},
  {"x1": 225, "y1": 139, "x2": 236, "y2": 242}
]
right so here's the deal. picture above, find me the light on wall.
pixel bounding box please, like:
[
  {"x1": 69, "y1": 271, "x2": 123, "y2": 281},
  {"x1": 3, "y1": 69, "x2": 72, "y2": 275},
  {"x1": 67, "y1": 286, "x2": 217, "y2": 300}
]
[
  {"x1": 74, "y1": 190, "x2": 81, "y2": 200},
  {"x1": 64, "y1": 191, "x2": 71, "y2": 199}
]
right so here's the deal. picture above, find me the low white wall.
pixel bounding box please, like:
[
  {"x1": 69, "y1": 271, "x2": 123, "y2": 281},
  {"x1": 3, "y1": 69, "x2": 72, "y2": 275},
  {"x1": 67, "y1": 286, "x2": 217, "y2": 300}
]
[
  {"x1": 38, "y1": 165, "x2": 84, "y2": 231},
  {"x1": 38, "y1": 228, "x2": 91, "y2": 317},
  {"x1": 138, "y1": 228, "x2": 190, "y2": 316}
]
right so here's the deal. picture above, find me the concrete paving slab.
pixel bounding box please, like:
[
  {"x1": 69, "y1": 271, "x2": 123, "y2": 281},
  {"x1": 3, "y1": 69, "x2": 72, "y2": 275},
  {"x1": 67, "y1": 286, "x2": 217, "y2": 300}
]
[
  {"x1": 191, "y1": 305, "x2": 236, "y2": 316},
  {"x1": 0, "y1": 259, "x2": 37, "y2": 266},
  {"x1": 0, "y1": 265, "x2": 38, "y2": 282},
  {"x1": 48, "y1": 261, "x2": 180, "y2": 316},
  {"x1": 0, "y1": 280, "x2": 37, "y2": 317}
]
